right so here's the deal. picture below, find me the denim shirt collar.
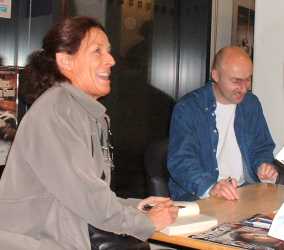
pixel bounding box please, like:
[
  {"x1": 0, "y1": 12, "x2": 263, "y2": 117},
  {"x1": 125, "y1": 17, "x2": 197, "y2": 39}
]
[{"x1": 203, "y1": 81, "x2": 217, "y2": 113}]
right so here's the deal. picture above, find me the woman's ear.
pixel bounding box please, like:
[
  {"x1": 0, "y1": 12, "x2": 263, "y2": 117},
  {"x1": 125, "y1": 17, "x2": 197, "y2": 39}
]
[{"x1": 55, "y1": 52, "x2": 73, "y2": 72}]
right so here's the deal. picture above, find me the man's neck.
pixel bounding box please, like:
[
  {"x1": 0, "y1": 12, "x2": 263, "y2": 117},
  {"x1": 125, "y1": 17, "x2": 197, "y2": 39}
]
[{"x1": 212, "y1": 83, "x2": 232, "y2": 105}]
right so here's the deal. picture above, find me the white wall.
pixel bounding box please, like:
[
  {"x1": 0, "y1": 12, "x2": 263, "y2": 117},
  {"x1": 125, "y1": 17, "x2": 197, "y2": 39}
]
[{"x1": 253, "y1": 0, "x2": 284, "y2": 153}]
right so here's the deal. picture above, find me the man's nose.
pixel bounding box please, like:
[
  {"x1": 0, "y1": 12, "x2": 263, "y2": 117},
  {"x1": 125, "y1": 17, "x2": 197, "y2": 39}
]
[{"x1": 239, "y1": 80, "x2": 251, "y2": 92}]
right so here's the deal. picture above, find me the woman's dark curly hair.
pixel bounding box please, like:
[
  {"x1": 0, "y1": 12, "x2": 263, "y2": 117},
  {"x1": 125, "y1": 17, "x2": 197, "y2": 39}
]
[{"x1": 20, "y1": 16, "x2": 105, "y2": 105}]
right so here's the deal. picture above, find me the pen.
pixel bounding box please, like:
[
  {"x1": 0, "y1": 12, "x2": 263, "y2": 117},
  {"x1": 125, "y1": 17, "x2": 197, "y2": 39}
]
[
  {"x1": 226, "y1": 177, "x2": 242, "y2": 188},
  {"x1": 243, "y1": 221, "x2": 271, "y2": 229},
  {"x1": 142, "y1": 204, "x2": 186, "y2": 211},
  {"x1": 227, "y1": 176, "x2": 232, "y2": 183}
]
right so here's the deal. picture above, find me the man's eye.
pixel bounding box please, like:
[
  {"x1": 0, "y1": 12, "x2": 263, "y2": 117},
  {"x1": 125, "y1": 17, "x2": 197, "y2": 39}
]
[{"x1": 233, "y1": 79, "x2": 242, "y2": 84}]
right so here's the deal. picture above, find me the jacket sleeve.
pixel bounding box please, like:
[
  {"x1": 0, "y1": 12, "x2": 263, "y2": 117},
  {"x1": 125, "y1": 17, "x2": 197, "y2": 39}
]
[
  {"x1": 249, "y1": 97, "x2": 275, "y2": 172},
  {"x1": 167, "y1": 102, "x2": 217, "y2": 198},
  {"x1": 13, "y1": 104, "x2": 154, "y2": 241}
]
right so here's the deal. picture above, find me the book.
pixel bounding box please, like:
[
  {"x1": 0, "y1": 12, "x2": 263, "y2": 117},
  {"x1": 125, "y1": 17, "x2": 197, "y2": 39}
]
[
  {"x1": 160, "y1": 201, "x2": 218, "y2": 236},
  {"x1": 243, "y1": 214, "x2": 273, "y2": 230},
  {"x1": 191, "y1": 214, "x2": 284, "y2": 250}
]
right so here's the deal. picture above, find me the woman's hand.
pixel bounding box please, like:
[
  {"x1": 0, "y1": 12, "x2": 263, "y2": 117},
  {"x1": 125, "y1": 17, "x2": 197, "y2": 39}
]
[{"x1": 138, "y1": 196, "x2": 179, "y2": 231}]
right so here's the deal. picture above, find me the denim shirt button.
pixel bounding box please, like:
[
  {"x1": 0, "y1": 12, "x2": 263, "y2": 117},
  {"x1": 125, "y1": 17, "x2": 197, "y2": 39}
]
[
  {"x1": 211, "y1": 112, "x2": 215, "y2": 117},
  {"x1": 213, "y1": 129, "x2": 217, "y2": 133},
  {"x1": 205, "y1": 107, "x2": 208, "y2": 111},
  {"x1": 213, "y1": 148, "x2": 216, "y2": 152}
]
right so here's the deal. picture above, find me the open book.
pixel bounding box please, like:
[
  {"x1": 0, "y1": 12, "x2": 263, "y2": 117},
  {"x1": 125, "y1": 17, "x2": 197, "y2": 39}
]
[{"x1": 161, "y1": 201, "x2": 218, "y2": 236}]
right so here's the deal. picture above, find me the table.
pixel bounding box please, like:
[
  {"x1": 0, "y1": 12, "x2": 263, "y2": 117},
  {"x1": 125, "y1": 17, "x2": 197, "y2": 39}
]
[{"x1": 151, "y1": 183, "x2": 284, "y2": 250}]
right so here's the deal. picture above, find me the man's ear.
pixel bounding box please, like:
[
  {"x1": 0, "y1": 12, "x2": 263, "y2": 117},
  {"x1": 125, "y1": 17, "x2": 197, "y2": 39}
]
[
  {"x1": 55, "y1": 52, "x2": 73, "y2": 71},
  {"x1": 211, "y1": 68, "x2": 219, "y2": 83}
]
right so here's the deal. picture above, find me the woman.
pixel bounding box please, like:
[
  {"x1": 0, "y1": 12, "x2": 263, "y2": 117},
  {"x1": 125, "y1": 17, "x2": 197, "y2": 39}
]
[{"x1": 0, "y1": 16, "x2": 178, "y2": 250}]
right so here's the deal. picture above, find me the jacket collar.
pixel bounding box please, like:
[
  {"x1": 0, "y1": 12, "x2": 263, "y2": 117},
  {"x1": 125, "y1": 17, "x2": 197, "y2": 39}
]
[
  {"x1": 60, "y1": 82, "x2": 106, "y2": 119},
  {"x1": 203, "y1": 81, "x2": 216, "y2": 112}
]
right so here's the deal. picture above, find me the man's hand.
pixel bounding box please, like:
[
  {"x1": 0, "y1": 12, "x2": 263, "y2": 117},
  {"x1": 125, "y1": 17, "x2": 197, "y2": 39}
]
[
  {"x1": 257, "y1": 163, "x2": 278, "y2": 183},
  {"x1": 209, "y1": 178, "x2": 239, "y2": 200},
  {"x1": 138, "y1": 196, "x2": 179, "y2": 231}
]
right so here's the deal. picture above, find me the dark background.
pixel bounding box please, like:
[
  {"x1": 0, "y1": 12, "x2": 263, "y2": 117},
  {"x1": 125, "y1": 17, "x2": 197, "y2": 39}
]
[{"x1": 0, "y1": 0, "x2": 212, "y2": 198}]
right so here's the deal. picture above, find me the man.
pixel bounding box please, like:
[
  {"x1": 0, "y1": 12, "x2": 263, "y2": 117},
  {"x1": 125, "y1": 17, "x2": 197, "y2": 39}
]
[{"x1": 167, "y1": 46, "x2": 278, "y2": 201}]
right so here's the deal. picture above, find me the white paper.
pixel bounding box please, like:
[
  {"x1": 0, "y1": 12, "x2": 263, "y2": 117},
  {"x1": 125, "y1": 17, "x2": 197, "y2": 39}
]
[
  {"x1": 174, "y1": 201, "x2": 200, "y2": 217},
  {"x1": 268, "y1": 202, "x2": 284, "y2": 240},
  {"x1": 276, "y1": 146, "x2": 284, "y2": 165},
  {"x1": 0, "y1": 0, "x2": 11, "y2": 19}
]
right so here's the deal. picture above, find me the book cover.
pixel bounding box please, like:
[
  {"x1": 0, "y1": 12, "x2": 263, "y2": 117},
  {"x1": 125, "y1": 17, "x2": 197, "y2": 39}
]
[
  {"x1": 161, "y1": 201, "x2": 218, "y2": 236},
  {"x1": 191, "y1": 214, "x2": 284, "y2": 250},
  {"x1": 0, "y1": 67, "x2": 19, "y2": 165}
]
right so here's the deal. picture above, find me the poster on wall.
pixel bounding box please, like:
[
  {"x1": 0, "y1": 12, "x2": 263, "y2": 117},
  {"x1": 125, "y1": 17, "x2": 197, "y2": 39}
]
[
  {"x1": 0, "y1": 67, "x2": 19, "y2": 165},
  {"x1": 231, "y1": 0, "x2": 255, "y2": 60},
  {"x1": 236, "y1": 5, "x2": 255, "y2": 58},
  {"x1": 0, "y1": 0, "x2": 11, "y2": 19}
]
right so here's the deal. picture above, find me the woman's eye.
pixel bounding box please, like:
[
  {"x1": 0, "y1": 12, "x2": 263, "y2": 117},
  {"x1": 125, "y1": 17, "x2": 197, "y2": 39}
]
[{"x1": 94, "y1": 48, "x2": 101, "y2": 53}]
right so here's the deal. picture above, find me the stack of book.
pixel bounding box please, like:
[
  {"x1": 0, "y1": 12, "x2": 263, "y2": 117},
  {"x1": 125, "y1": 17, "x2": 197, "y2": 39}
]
[
  {"x1": 191, "y1": 214, "x2": 284, "y2": 250},
  {"x1": 160, "y1": 201, "x2": 218, "y2": 236}
]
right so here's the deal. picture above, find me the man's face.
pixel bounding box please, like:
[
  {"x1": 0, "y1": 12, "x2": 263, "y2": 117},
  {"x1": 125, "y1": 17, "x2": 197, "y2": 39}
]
[
  {"x1": 68, "y1": 27, "x2": 115, "y2": 98},
  {"x1": 212, "y1": 56, "x2": 252, "y2": 104}
]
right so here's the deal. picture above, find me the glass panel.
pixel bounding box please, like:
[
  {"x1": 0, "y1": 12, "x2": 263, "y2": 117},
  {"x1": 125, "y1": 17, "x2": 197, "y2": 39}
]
[
  {"x1": 178, "y1": 0, "x2": 212, "y2": 97},
  {"x1": 0, "y1": 0, "x2": 62, "y2": 173},
  {"x1": 0, "y1": 0, "x2": 62, "y2": 67},
  {"x1": 0, "y1": 0, "x2": 19, "y2": 66}
]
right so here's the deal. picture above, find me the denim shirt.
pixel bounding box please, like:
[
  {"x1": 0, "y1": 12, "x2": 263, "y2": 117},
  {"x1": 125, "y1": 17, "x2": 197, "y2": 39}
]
[{"x1": 167, "y1": 82, "x2": 275, "y2": 200}]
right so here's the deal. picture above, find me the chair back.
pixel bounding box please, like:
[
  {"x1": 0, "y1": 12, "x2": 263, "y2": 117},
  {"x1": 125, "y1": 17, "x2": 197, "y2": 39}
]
[{"x1": 144, "y1": 139, "x2": 170, "y2": 197}]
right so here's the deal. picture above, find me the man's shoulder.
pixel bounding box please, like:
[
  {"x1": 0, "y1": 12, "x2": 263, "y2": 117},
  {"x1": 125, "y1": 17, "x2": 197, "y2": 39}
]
[
  {"x1": 175, "y1": 84, "x2": 212, "y2": 110},
  {"x1": 241, "y1": 91, "x2": 261, "y2": 107}
]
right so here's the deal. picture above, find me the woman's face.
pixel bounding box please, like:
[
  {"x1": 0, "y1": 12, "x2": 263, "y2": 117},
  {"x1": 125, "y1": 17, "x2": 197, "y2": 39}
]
[{"x1": 67, "y1": 27, "x2": 115, "y2": 98}]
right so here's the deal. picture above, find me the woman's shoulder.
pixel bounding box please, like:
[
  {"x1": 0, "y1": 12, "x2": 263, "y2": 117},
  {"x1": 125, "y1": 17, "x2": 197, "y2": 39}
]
[
  {"x1": 29, "y1": 84, "x2": 69, "y2": 110},
  {"x1": 23, "y1": 83, "x2": 82, "y2": 123}
]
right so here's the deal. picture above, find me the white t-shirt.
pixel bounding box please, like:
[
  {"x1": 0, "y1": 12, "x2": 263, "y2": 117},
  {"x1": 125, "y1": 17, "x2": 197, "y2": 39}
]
[{"x1": 215, "y1": 102, "x2": 244, "y2": 185}]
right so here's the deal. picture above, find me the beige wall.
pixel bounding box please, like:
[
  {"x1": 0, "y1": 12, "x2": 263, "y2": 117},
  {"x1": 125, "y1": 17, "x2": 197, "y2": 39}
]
[{"x1": 253, "y1": 0, "x2": 284, "y2": 153}]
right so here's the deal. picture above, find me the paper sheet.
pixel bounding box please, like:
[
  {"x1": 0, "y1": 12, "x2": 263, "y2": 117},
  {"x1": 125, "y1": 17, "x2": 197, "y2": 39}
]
[
  {"x1": 174, "y1": 201, "x2": 200, "y2": 217},
  {"x1": 268, "y1": 202, "x2": 284, "y2": 240},
  {"x1": 276, "y1": 146, "x2": 284, "y2": 165}
]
